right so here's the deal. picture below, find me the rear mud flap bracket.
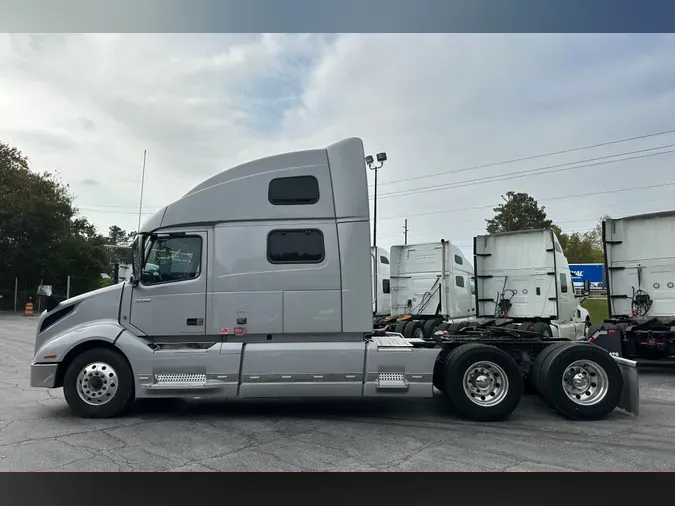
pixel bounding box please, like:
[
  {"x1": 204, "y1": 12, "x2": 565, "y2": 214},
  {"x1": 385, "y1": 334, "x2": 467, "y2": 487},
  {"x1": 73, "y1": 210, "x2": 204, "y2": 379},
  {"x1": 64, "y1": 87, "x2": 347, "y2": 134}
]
[{"x1": 614, "y1": 356, "x2": 639, "y2": 416}]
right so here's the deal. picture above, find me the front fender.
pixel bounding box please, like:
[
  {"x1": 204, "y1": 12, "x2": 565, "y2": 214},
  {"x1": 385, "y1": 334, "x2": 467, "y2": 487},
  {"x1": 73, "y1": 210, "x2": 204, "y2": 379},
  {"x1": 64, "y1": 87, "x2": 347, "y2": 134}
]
[
  {"x1": 32, "y1": 319, "x2": 125, "y2": 364},
  {"x1": 575, "y1": 304, "x2": 591, "y2": 322}
]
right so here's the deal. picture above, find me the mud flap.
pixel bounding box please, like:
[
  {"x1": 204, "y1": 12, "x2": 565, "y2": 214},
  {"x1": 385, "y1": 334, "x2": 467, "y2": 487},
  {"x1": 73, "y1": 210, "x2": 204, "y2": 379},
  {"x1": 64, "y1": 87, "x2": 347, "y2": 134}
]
[{"x1": 613, "y1": 356, "x2": 639, "y2": 416}]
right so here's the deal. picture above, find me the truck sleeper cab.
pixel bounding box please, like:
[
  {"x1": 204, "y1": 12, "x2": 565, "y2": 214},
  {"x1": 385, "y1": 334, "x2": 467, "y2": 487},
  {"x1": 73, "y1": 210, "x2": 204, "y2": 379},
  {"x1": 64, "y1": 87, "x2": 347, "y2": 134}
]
[
  {"x1": 588, "y1": 211, "x2": 675, "y2": 365},
  {"x1": 381, "y1": 240, "x2": 477, "y2": 339},
  {"x1": 30, "y1": 138, "x2": 638, "y2": 422}
]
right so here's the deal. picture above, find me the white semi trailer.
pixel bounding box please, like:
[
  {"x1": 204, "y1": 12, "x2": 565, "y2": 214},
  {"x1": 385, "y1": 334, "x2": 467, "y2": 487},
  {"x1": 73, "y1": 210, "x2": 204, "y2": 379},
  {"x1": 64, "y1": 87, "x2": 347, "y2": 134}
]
[
  {"x1": 30, "y1": 138, "x2": 638, "y2": 422},
  {"x1": 588, "y1": 211, "x2": 675, "y2": 365}
]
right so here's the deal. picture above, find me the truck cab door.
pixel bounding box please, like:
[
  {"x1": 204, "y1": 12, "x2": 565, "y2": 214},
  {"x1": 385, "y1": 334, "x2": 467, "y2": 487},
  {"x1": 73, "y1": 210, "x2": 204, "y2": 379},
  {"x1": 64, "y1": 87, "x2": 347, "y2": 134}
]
[{"x1": 129, "y1": 231, "x2": 207, "y2": 337}]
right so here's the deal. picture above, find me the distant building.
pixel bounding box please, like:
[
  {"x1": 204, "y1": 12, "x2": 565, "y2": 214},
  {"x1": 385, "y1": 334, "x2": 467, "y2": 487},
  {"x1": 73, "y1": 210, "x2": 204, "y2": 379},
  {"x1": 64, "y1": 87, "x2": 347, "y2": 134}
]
[{"x1": 569, "y1": 263, "x2": 605, "y2": 295}]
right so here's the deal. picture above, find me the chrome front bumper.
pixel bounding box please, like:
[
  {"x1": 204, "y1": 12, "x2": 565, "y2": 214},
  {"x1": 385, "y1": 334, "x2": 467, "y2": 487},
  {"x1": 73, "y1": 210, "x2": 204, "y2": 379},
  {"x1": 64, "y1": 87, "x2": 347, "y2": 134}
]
[{"x1": 30, "y1": 363, "x2": 59, "y2": 388}]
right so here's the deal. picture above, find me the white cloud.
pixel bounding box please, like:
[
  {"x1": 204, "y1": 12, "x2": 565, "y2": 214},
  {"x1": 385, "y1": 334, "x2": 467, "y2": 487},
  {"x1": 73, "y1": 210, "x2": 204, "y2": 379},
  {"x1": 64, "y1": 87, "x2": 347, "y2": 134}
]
[{"x1": 2, "y1": 33, "x2": 675, "y2": 259}]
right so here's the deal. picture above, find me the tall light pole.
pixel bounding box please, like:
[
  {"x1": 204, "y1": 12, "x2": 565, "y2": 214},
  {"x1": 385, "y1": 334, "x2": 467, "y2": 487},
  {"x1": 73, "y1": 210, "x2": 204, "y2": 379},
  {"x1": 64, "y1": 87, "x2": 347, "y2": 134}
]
[{"x1": 366, "y1": 151, "x2": 387, "y2": 315}]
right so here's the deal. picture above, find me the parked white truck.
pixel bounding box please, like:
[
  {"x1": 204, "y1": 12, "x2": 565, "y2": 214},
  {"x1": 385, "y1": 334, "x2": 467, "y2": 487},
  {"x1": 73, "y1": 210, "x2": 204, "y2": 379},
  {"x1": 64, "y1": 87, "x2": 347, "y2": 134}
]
[
  {"x1": 378, "y1": 230, "x2": 591, "y2": 342},
  {"x1": 473, "y1": 229, "x2": 591, "y2": 340},
  {"x1": 30, "y1": 138, "x2": 638, "y2": 422},
  {"x1": 380, "y1": 241, "x2": 476, "y2": 338},
  {"x1": 588, "y1": 211, "x2": 675, "y2": 365},
  {"x1": 371, "y1": 246, "x2": 391, "y2": 318}
]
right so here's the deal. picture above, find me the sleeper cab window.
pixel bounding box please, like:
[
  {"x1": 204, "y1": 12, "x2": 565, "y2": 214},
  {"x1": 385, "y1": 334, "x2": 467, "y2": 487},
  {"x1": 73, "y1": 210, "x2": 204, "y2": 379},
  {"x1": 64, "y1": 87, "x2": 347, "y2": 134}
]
[
  {"x1": 454, "y1": 254, "x2": 463, "y2": 265},
  {"x1": 455, "y1": 275, "x2": 465, "y2": 288},
  {"x1": 142, "y1": 235, "x2": 202, "y2": 285},
  {"x1": 380, "y1": 256, "x2": 390, "y2": 265},
  {"x1": 383, "y1": 279, "x2": 391, "y2": 294},
  {"x1": 267, "y1": 229, "x2": 325, "y2": 264},
  {"x1": 268, "y1": 175, "x2": 320, "y2": 205}
]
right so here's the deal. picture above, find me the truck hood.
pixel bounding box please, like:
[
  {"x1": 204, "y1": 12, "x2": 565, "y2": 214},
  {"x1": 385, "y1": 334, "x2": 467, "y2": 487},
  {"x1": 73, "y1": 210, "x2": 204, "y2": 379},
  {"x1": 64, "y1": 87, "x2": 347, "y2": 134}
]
[{"x1": 36, "y1": 283, "x2": 125, "y2": 339}]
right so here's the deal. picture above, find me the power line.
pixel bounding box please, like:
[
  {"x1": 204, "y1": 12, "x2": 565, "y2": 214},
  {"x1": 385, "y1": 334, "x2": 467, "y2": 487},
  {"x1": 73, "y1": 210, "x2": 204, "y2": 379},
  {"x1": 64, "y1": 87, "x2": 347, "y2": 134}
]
[
  {"x1": 377, "y1": 196, "x2": 675, "y2": 241},
  {"x1": 372, "y1": 145, "x2": 675, "y2": 201},
  {"x1": 376, "y1": 181, "x2": 675, "y2": 222},
  {"x1": 370, "y1": 127, "x2": 675, "y2": 188}
]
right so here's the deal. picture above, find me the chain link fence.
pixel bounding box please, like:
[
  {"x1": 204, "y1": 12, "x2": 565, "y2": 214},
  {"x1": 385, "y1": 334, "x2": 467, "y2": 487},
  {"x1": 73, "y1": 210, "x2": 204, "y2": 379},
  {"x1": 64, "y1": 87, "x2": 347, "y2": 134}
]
[{"x1": 0, "y1": 277, "x2": 73, "y2": 315}]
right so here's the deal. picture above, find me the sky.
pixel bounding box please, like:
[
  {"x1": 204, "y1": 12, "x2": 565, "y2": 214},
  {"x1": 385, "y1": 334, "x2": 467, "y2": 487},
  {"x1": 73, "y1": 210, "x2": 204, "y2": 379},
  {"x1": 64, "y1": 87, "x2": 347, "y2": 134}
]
[{"x1": 2, "y1": 33, "x2": 675, "y2": 260}]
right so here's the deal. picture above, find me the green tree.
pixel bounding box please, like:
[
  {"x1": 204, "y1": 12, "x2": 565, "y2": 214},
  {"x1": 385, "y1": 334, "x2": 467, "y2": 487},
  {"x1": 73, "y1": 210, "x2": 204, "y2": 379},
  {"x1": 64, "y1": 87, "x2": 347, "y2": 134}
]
[
  {"x1": 0, "y1": 139, "x2": 110, "y2": 298},
  {"x1": 486, "y1": 191, "x2": 553, "y2": 234},
  {"x1": 554, "y1": 217, "x2": 606, "y2": 264}
]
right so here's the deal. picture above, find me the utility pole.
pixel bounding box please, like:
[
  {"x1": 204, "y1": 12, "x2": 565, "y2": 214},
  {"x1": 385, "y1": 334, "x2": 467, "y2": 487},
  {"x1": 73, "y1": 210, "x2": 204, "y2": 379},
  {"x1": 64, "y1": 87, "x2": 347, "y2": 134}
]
[
  {"x1": 404, "y1": 219, "x2": 408, "y2": 245},
  {"x1": 366, "y1": 152, "x2": 388, "y2": 315},
  {"x1": 137, "y1": 150, "x2": 147, "y2": 232}
]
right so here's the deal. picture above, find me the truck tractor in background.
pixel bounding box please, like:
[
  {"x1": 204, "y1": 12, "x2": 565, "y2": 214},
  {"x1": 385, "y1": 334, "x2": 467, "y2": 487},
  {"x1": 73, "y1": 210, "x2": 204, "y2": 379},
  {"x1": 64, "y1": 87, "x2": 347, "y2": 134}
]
[
  {"x1": 588, "y1": 211, "x2": 675, "y2": 365},
  {"x1": 372, "y1": 246, "x2": 391, "y2": 321},
  {"x1": 376, "y1": 241, "x2": 476, "y2": 338},
  {"x1": 30, "y1": 137, "x2": 638, "y2": 423}
]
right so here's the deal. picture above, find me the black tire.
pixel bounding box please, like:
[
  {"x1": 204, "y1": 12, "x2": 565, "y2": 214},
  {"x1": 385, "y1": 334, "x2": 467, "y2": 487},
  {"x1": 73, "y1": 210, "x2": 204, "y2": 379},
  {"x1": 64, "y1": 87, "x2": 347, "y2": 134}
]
[
  {"x1": 423, "y1": 319, "x2": 443, "y2": 338},
  {"x1": 394, "y1": 321, "x2": 407, "y2": 334},
  {"x1": 520, "y1": 321, "x2": 536, "y2": 333},
  {"x1": 442, "y1": 343, "x2": 523, "y2": 422},
  {"x1": 403, "y1": 320, "x2": 417, "y2": 338},
  {"x1": 539, "y1": 343, "x2": 623, "y2": 420},
  {"x1": 531, "y1": 321, "x2": 552, "y2": 338},
  {"x1": 63, "y1": 347, "x2": 134, "y2": 419},
  {"x1": 530, "y1": 342, "x2": 574, "y2": 406}
]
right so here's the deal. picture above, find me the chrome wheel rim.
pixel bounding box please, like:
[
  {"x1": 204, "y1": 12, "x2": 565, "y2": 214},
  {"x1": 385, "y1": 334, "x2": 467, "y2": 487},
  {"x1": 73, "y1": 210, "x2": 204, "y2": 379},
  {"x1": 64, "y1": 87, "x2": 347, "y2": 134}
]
[
  {"x1": 76, "y1": 362, "x2": 119, "y2": 406},
  {"x1": 414, "y1": 327, "x2": 425, "y2": 339},
  {"x1": 561, "y1": 360, "x2": 608, "y2": 406},
  {"x1": 462, "y1": 361, "x2": 509, "y2": 407}
]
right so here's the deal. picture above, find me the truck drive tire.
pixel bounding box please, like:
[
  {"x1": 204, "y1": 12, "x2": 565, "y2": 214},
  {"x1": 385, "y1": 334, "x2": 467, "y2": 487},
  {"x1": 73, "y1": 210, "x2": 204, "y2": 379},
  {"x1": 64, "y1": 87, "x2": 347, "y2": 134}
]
[
  {"x1": 531, "y1": 342, "x2": 575, "y2": 407},
  {"x1": 537, "y1": 343, "x2": 623, "y2": 420},
  {"x1": 404, "y1": 320, "x2": 425, "y2": 338},
  {"x1": 394, "y1": 321, "x2": 407, "y2": 335},
  {"x1": 63, "y1": 347, "x2": 135, "y2": 419},
  {"x1": 442, "y1": 343, "x2": 523, "y2": 422},
  {"x1": 531, "y1": 321, "x2": 552, "y2": 338},
  {"x1": 423, "y1": 318, "x2": 443, "y2": 338}
]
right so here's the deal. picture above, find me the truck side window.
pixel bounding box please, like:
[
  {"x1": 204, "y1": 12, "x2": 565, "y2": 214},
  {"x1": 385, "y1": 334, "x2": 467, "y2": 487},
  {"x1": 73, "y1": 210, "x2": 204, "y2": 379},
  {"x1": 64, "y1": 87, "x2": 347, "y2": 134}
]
[
  {"x1": 554, "y1": 242, "x2": 562, "y2": 253},
  {"x1": 268, "y1": 176, "x2": 320, "y2": 205},
  {"x1": 454, "y1": 254, "x2": 463, "y2": 265},
  {"x1": 455, "y1": 275, "x2": 465, "y2": 288},
  {"x1": 560, "y1": 272, "x2": 568, "y2": 293},
  {"x1": 267, "y1": 229, "x2": 325, "y2": 264},
  {"x1": 380, "y1": 256, "x2": 389, "y2": 265},
  {"x1": 142, "y1": 236, "x2": 202, "y2": 285},
  {"x1": 469, "y1": 277, "x2": 476, "y2": 295},
  {"x1": 382, "y1": 279, "x2": 391, "y2": 294}
]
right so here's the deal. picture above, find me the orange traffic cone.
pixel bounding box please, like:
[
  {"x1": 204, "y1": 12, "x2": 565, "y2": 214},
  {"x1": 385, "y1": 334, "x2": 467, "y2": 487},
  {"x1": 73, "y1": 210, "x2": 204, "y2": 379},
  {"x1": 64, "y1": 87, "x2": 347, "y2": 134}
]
[{"x1": 24, "y1": 300, "x2": 33, "y2": 317}]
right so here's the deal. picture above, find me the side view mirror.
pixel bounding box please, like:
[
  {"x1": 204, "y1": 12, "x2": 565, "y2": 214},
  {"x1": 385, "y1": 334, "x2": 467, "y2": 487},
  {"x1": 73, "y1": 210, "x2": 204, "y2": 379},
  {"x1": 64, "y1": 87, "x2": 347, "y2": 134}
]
[
  {"x1": 37, "y1": 285, "x2": 52, "y2": 297},
  {"x1": 37, "y1": 285, "x2": 59, "y2": 312}
]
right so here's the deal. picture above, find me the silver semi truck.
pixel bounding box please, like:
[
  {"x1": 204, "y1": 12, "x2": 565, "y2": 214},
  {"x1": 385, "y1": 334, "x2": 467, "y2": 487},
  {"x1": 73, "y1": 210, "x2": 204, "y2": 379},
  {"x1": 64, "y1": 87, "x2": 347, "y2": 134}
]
[{"x1": 30, "y1": 138, "x2": 638, "y2": 422}]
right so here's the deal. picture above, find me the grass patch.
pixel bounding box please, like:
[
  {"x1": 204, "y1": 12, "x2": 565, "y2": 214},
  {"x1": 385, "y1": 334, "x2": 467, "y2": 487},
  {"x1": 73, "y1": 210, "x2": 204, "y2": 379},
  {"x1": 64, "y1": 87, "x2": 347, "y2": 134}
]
[{"x1": 581, "y1": 297, "x2": 609, "y2": 325}]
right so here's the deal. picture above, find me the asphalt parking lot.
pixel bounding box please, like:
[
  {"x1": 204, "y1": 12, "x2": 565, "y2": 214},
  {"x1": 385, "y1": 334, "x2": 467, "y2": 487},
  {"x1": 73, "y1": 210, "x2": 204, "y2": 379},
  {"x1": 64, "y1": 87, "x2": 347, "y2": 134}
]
[{"x1": 2, "y1": 314, "x2": 675, "y2": 471}]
